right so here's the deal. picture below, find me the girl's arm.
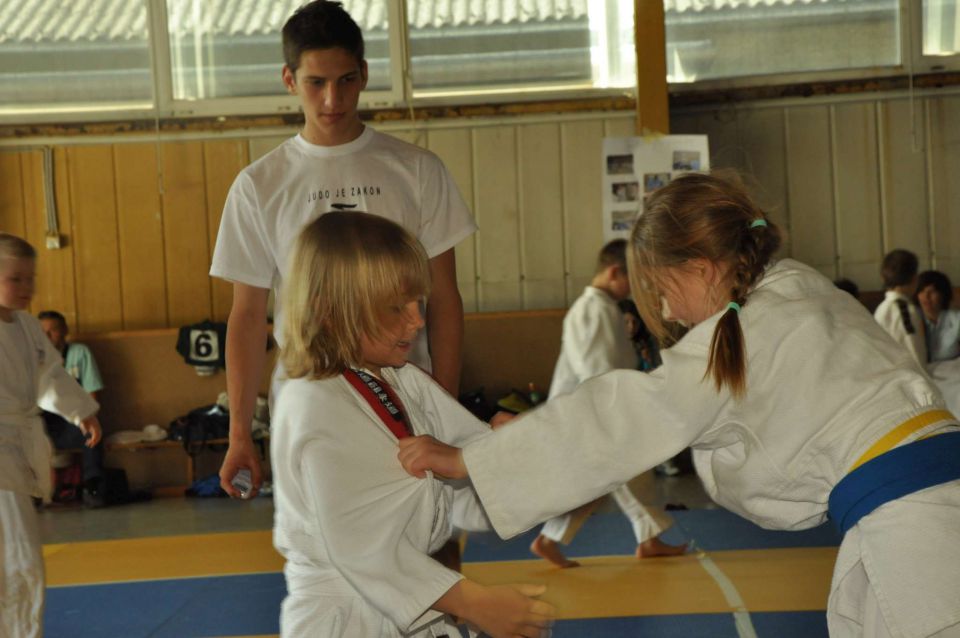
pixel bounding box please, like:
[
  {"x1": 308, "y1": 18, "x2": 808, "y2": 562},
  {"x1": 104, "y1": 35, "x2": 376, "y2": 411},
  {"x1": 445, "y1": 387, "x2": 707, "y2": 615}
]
[{"x1": 433, "y1": 579, "x2": 554, "y2": 638}]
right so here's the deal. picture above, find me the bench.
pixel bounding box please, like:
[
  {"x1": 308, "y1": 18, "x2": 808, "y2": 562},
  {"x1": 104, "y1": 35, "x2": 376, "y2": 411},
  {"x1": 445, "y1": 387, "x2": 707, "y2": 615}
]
[{"x1": 75, "y1": 309, "x2": 564, "y2": 491}]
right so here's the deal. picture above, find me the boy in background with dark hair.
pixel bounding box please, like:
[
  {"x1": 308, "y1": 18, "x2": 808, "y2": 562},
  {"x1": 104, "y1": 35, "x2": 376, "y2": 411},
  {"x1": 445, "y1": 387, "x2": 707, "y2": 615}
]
[
  {"x1": 529, "y1": 239, "x2": 685, "y2": 567},
  {"x1": 38, "y1": 310, "x2": 106, "y2": 507},
  {"x1": 874, "y1": 249, "x2": 927, "y2": 366},
  {"x1": 211, "y1": 0, "x2": 476, "y2": 499}
]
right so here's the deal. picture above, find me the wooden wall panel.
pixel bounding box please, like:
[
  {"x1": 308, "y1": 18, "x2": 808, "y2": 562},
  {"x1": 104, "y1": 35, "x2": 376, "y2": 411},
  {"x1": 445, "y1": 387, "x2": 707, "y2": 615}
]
[
  {"x1": 604, "y1": 117, "x2": 635, "y2": 139},
  {"x1": 560, "y1": 120, "x2": 605, "y2": 301},
  {"x1": 22, "y1": 150, "x2": 78, "y2": 322},
  {"x1": 928, "y1": 95, "x2": 960, "y2": 282},
  {"x1": 473, "y1": 126, "x2": 521, "y2": 311},
  {"x1": 160, "y1": 141, "x2": 212, "y2": 326},
  {"x1": 518, "y1": 123, "x2": 566, "y2": 309},
  {"x1": 67, "y1": 146, "x2": 123, "y2": 333},
  {"x1": 784, "y1": 106, "x2": 837, "y2": 277},
  {"x1": 879, "y1": 100, "x2": 930, "y2": 266},
  {"x1": 833, "y1": 103, "x2": 883, "y2": 289},
  {"x1": 203, "y1": 140, "x2": 249, "y2": 322},
  {"x1": 248, "y1": 136, "x2": 287, "y2": 163},
  {"x1": 734, "y1": 108, "x2": 790, "y2": 254},
  {"x1": 0, "y1": 152, "x2": 25, "y2": 236},
  {"x1": 426, "y1": 128, "x2": 478, "y2": 312},
  {"x1": 114, "y1": 144, "x2": 167, "y2": 329}
]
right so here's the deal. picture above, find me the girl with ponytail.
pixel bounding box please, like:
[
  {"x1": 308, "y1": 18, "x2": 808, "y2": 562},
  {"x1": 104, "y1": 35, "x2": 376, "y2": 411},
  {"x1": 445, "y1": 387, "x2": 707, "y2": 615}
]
[{"x1": 400, "y1": 172, "x2": 960, "y2": 637}]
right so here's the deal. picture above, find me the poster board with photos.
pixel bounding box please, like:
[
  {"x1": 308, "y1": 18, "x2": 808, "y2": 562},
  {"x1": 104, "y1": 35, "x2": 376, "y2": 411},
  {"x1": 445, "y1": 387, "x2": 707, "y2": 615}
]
[{"x1": 601, "y1": 135, "x2": 710, "y2": 241}]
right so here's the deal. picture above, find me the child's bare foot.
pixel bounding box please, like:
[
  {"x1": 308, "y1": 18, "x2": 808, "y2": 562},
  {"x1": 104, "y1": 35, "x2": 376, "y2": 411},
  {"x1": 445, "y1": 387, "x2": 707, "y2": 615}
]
[
  {"x1": 530, "y1": 535, "x2": 580, "y2": 568},
  {"x1": 636, "y1": 536, "x2": 688, "y2": 558}
]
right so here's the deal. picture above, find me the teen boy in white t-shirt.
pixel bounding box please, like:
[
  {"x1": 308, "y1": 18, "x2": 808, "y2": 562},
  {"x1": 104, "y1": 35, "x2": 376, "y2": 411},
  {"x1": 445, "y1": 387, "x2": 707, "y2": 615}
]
[{"x1": 210, "y1": 1, "x2": 476, "y2": 497}]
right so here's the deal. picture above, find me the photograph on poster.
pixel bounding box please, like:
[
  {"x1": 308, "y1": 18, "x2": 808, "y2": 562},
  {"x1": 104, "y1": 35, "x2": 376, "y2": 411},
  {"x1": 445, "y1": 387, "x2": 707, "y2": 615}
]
[
  {"x1": 606, "y1": 154, "x2": 634, "y2": 175},
  {"x1": 673, "y1": 150, "x2": 701, "y2": 171},
  {"x1": 611, "y1": 210, "x2": 637, "y2": 231},
  {"x1": 643, "y1": 172, "x2": 671, "y2": 193},
  {"x1": 612, "y1": 181, "x2": 640, "y2": 202}
]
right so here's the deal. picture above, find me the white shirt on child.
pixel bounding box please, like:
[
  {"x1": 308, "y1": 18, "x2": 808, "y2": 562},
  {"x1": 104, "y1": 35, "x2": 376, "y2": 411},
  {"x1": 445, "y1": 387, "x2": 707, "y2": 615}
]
[
  {"x1": 271, "y1": 364, "x2": 490, "y2": 637},
  {"x1": 873, "y1": 289, "x2": 927, "y2": 366},
  {"x1": 549, "y1": 286, "x2": 636, "y2": 399},
  {"x1": 0, "y1": 312, "x2": 98, "y2": 499},
  {"x1": 209, "y1": 127, "x2": 477, "y2": 373}
]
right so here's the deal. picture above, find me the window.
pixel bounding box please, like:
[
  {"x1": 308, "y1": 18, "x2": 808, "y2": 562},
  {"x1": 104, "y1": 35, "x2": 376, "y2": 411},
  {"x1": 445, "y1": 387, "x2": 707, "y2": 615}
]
[
  {"x1": 407, "y1": 0, "x2": 636, "y2": 97},
  {"x1": 164, "y1": 0, "x2": 395, "y2": 101},
  {"x1": 0, "y1": 0, "x2": 153, "y2": 115},
  {"x1": 665, "y1": 0, "x2": 901, "y2": 84},
  {"x1": 923, "y1": 0, "x2": 960, "y2": 56}
]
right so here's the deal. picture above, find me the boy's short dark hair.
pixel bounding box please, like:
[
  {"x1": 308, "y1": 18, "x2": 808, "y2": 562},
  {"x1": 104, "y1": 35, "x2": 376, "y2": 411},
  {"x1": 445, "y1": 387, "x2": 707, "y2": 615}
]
[
  {"x1": 833, "y1": 278, "x2": 860, "y2": 299},
  {"x1": 916, "y1": 270, "x2": 954, "y2": 309},
  {"x1": 38, "y1": 310, "x2": 68, "y2": 330},
  {"x1": 597, "y1": 239, "x2": 627, "y2": 273},
  {"x1": 282, "y1": 1, "x2": 365, "y2": 72},
  {"x1": 881, "y1": 249, "x2": 918, "y2": 289}
]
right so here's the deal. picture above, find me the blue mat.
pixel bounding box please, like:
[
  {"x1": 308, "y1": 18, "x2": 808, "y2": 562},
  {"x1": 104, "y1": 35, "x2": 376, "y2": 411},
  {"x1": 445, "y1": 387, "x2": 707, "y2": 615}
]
[{"x1": 462, "y1": 508, "x2": 841, "y2": 562}]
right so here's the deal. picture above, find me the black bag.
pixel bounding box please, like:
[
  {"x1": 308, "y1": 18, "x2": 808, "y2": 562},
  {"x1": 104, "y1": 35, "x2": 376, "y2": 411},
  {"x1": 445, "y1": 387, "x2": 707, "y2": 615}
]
[{"x1": 168, "y1": 404, "x2": 230, "y2": 454}]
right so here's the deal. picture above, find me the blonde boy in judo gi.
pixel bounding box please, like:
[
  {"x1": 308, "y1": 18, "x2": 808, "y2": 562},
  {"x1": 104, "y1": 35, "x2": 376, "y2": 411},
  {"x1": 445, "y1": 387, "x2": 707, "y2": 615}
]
[
  {"x1": 271, "y1": 212, "x2": 553, "y2": 637},
  {"x1": 0, "y1": 233, "x2": 101, "y2": 637},
  {"x1": 399, "y1": 173, "x2": 960, "y2": 638},
  {"x1": 531, "y1": 238, "x2": 685, "y2": 568}
]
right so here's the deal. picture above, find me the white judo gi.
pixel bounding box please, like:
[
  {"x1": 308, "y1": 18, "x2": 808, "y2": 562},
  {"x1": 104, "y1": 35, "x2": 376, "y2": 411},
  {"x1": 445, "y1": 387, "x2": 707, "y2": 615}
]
[
  {"x1": 541, "y1": 286, "x2": 671, "y2": 546},
  {"x1": 0, "y1": 311, "x2": 98, "y2": 638},
  {"x1": 460, "y1": 260, "x2": 960, "y2": 638},
  {"x1": 271, "y1": 365, "x2": 491, "y2": 637},
  {"x1": 874, "y1": 290, "x2": 927, "y2": 367}
]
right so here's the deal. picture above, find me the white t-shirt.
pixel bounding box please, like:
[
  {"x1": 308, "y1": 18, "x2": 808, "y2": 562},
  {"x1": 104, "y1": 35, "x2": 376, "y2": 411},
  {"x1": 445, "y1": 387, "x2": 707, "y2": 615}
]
[{"x1": 210, "y1": 127, "x2": 477, "y2": 373}]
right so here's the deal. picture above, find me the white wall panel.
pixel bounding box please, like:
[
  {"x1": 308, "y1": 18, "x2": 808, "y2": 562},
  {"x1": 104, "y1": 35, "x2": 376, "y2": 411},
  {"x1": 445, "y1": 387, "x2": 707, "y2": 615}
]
[
  {"x1": 927, "y1": 96, "x2": 960, "y2": 284},
  {"x1": 560, "y1": 120, "x2": 606, "y2": 301},
  {"x1": 785, "y1": 106, "x2": 836, "y2": 276},
  {"x1": 878, "y1": 100, "x2": 930, "y2": 268},
  {"x1": 518, "y1": 123, "x2": 566, "y2": 309},
  {"x1": 832, "y1": 103, "x2": 884, "y2": 289},
  {"x1": 426, "y1": 128, "x2": 479, "y2": 312},
  {"x1": 473, "y1": 126, "x2": 522, "y2": 311}
]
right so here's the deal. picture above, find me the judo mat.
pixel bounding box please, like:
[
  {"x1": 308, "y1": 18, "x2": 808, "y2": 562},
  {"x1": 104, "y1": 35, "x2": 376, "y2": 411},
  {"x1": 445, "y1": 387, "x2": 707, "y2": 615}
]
[{"x1": 44, "y1": 507, "x2": 842, "y2": 637}]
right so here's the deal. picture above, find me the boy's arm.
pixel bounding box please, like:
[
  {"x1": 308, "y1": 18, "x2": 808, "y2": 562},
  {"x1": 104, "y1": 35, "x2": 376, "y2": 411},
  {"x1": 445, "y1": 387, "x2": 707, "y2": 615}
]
[
  {"x1": 219, "y1": 283, "x2": 270, "y2": 497},
  {"x1": 426, "y1": 248, "x2": 464, "y2": 396}
]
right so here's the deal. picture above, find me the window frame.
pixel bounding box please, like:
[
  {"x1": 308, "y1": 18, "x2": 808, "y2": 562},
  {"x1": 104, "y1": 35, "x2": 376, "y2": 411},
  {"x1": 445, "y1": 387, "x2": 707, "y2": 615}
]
[{"x1": 5, "y1": 0, "x2": 959, "y2": 125}]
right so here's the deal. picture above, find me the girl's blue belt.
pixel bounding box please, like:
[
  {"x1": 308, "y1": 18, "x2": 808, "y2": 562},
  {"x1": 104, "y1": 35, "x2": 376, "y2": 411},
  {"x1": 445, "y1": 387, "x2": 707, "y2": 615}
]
[{"x1": 828, "y1": 409, "x2": 960, "y2": 535}]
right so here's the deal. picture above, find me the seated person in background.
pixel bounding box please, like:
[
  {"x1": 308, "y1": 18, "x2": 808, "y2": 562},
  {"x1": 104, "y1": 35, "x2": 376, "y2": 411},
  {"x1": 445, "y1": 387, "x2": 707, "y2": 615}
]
[
  {"x1": 529, "y1": 239, "x2": 685, "y2": 568},
  {"x1": 38, "y1": 310, "x2": 106, "y2": 507},
  {"x1": 915, "y1": 270, "x2": 960, "y2": 362},
  {"x1": 873, "y1": 249, "x2": 927, "y2": 366},
  {"x1": 833, "y1": 277, "x2": 860, "y2": 300}
]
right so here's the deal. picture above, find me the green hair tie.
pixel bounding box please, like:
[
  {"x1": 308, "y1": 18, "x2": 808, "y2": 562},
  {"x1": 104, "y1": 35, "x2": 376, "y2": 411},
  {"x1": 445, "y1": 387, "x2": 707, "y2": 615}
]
[
  {"x1": 726, "y1": 301, "x2": 742, "y2": 314},
  {"x1": 750, "y1": 219, "x2": 767, "y2": 229}
]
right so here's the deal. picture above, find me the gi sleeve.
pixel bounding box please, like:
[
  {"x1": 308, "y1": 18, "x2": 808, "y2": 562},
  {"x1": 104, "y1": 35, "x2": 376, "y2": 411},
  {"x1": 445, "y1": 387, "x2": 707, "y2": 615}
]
[
  {"x1": 462, "y1": 344, "x2": 724, "y2": 539},
  {"x1": 300, "y1": 434, "x2": 463, "y2": 633},
  {"x1": 209, "y1": 172, "x2": 275, "y2": 288},
  {"x1": 415, "y1": 152, "x2": 477, "y2": 259},
  {"x1": 35, "y1": 330, "x2": 98, "y2": 425}
]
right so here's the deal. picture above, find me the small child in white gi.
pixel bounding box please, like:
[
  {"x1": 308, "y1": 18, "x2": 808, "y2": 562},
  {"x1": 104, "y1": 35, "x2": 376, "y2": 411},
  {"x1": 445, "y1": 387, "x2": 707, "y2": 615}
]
[
  {"x1": 271, "y1": 212, "x2": 554, "y2": 638},
  {"x1": 874, "y1": 249, "x2": 927, "y2": 366},
  {"x1": 0, "y1": 233, "x2": 101, "y2": 637},
  {"x1": 530, "y1": 239, "x2": 685, "y2": 568},
  {"x1": 399, "y1": 173, "x2": 960, "y2": 638}
]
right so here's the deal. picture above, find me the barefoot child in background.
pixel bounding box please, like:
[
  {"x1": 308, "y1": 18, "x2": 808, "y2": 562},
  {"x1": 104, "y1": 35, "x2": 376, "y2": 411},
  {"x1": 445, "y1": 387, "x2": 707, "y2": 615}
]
[
  {"x1": 270, "y1": 212, "x2": 553, "y2": 637},
  {"x1": 399, "y1": 173, "x2": 960, "y2": 637},
  {"x1": 530, "y1": 239, "x2": 685, "y2": 568},
  {"x1": 0, "y1": 233, "x2": 102, "y2": 637}
]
